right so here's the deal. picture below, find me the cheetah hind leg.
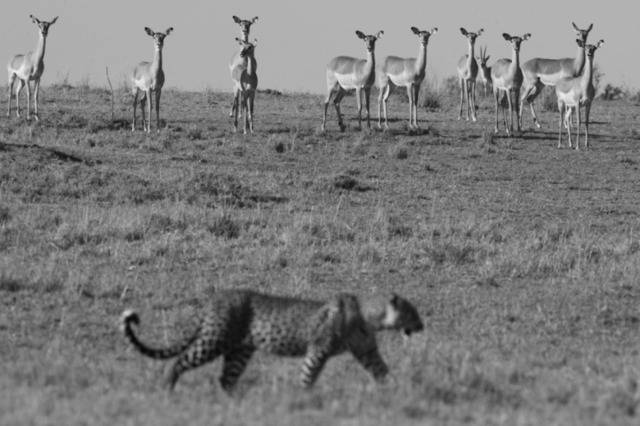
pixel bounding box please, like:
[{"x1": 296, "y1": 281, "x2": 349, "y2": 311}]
[
  {"x1": 164, "y1": 344, "x2": 222, "y2": 391},
  {"x1": 219, "y1": 346, "x2": 255, "y2": 392}
]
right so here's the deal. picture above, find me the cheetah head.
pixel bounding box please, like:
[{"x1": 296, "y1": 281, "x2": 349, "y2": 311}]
[{"x1": 382, "y1": 294, "x2": 424, "y2": 336}]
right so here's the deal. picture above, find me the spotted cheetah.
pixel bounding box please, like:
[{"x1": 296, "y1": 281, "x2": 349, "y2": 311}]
[{"x1": 121, "y1": 290, "x2": 423, "y2": 391}]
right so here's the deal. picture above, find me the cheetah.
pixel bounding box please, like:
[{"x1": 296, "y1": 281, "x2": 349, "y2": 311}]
[{"x1": 120, "y1": 290, "x2": 424, "y2": 392}]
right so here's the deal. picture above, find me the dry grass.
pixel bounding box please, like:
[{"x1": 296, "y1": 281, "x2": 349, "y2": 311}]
[{"x1": 1, "y1": 85, "x2": 640, "y2": 425}]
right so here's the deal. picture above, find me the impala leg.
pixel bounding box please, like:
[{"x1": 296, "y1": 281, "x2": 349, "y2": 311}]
[
  {"x1": 408, "y1": 87, "x2": 413, "y2": 129},
  {"x1": 132, "y1": 89, "x2": 138, "y2": 131},
  {"x1": 413, "y1": 84, "x2": 420, "y2": 128},
  {"x1": 355, "y1": 87, "x2": 363, "y2": 130},
  {"x1": 493, "y1": 89, "x2": 499, "y2": 134},
  {"x1": 25, "y1": 81, "x2": 32, "y2": 120},
  {"x1": 382, "y1": 84, "x2": 391, "y2": 130},
  {"x1": 233, "y1": 89, "x2": 240, "y2": 133},
  {"x1": 140, "y1": 94, "x2": 147, "y2": 131},
  {"x1": 15, "y1": 79, "x2": 24, "y2": 118},
  {"x1": 322, "y1": 88, "x2": 333, "y2": 132},
  {"x1": 557, "y1": 101, "x2": 564, "y2": 148},
  {"x1": 364, "y1": 87, "x2": 371, "y2": 129},
  {"x1": 7, "y1": 73, "x2": 15, "y2": 118},
  {"x1": 155, "y1": 88, "x2": 162, "y2": 132},
  {"x1": 248, "y1": 92, "x2": 255, "y2": 134},
  {"x1": 458, "y1": 78, "x2": 464, "y2": 120},
  {"x1": 584, "y1": 102, "x2": 591, "y2": 149},
  {"x1": 33, "y1": 79, "x2": 41, "y2": 121},
  {"x1": 471, "y1": 81, "x2": 478, "y2": 122},
  {"x1": 334, "y1": 89, "x2": 346, "y2": 132},
  {"x1": 575, "y1": 105, "x2": 581, "y2": 151},
  {"x1": 514, "y1": 87, "x2": 522, "y2": 133},
  {"x1": 376, "y1": 85, "x2": 384, "y2": 129},
  {"x1": 506, "y1": 89, "x2": 513, "y2": 137},
  {"x1": 565, "y1": 107, "x2": 573, "y2": 148}
]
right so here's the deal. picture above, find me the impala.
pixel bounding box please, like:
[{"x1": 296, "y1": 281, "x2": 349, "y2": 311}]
[
  {"x1": 322, "y1": 30, "x2": 383, "y2": 132},
  {"x1": 377, "y1": 26, "x2": 437, "y2": 130},
  {"x1": 131, "y1": 27, "x2": 173, "y2": 133},
  {"x1": 229, "y1": 16, "x2": 258, "y2": 118},
  {"x1": 520, "y1": 23, "x2": 593, "y2": 128},
  {"x1": 7, "y1": 15, "x2": 58, "y2": 121},
  {"x1": 556, "y1": 40, "x2": 604, "y2": 150},
  {"x1": 491, "y1": 33, "x2": 531, "y2": 136},
  {"x1": 456, "y1": 28, "x2": 483, "y2": 121}
]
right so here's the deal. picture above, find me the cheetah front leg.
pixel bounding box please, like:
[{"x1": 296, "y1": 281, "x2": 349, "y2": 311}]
[
  {"x1": 350, "y1": 346, "x2": 389, "y2": 382},
  {"x1": 219, "y1": 346, "x2": 255, "y2": 392},
  {"x1": 299, "y1": 346, "x2": 330, "y2": 388}
]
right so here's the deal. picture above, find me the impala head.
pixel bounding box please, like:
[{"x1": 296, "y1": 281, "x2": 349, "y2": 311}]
[
  {"x1": 578, "y1": 39, "x2": 604, "y2": 58},
  {"x1": 30, "y1": 15, "x2": 58, "y2": 37},
  {"x1": 235, "y1": 38, "x2": 257, "y2": 58},
  {"x1": 382, "y1": 294, "x2": 424, "y2": 337},
  {"x1": 411, "y1": 27, "x2": 438, "y2": 46},
  {"x1": 355, "y1": 30, "x2": 384, "y2": 52},
  {"x1": 233, "y1": 16, "x2": 258, "y2": 40},
  {"x1": 502, "y1": 33, "x2": 531, "y2": 53},
  {"x1": 460, "y1": 27, "x2": 483, "y2": 45},
  {"x1": 572, "y1": 22, "x2": 593, "y2": 44},
  {"x1": 145, "y1": 27, "x2": 173, "y2": 50}
]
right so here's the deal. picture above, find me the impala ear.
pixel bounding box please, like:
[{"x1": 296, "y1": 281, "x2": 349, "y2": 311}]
[
  {"x1": 30, "y1": 14, "x2": 40, "y2": 24},
  {"x1": 411, "y1": 26, "x2": 420, "y2": 34},
  {"x1": 232, "y1": 15, "x2": 241, "y2": 24},
  {"x1": 50, "y1": 16, "x2": 58, "y2": 25},
  {"x1": 595, "y1": 39, "x2": 604, "y2": 48},
  {"x1": 252, "y1": 38, "x2": 258, "y2": 47},
  {"x1": 587, "y1": 23, "x2": 593, "y2": 32},
  {"x1": 522, "y1": 33, "x2": 531, "y2": 40},
  {"x1": 144, "y1": 27, "x2": 155, "y2": 36},
  {"x1": 431, "y1": 27, "x2": 438, "y2": 34},
  {"x1": 355, "y1": 30, "x2": 366, "y2": 39},
  {"x1": 572, "y1": 22, "x2": 579, "y2": 31},
  {"x1": 477, "y1": 28, "x2": 484, "y2": 35},
  {"x1": 486, "y1": 55, "x2": 490, "y2": 61},
  {"x1": 376, "y1": 30, "x2": 384, "y2": 38},
  {"x1": 165, "y1": 27, "x2": 174, "y2": 36},
  {"x1": 502, "y1": 33, "x2": 511, "y2": 41},
  {"x1": 460, "y1": 27, "x2": 468, "y2": 36},
  {"x1": 251, "y1": 16, "x2": 259, "y2": 23}
]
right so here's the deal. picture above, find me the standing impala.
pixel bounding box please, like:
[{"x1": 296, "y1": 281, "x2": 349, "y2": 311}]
[
  {"x1": 7, "y1": 15, "x2": 58, "y2": 121},
  {"x1": 491, "y1": 33, "x2": 531, "y2": 136},
  {"x1": 456, "y1": 28, "x2": 483, "y2": 121},
  {"x1": 229, "y1": 16, "x2": 258, "y2": 118},
  {"x1": 520, "y1": 23, "x2": 593, "y2": 128},
  {"x1": 131, "y1": 27, "x2": 173, "y2": 133},
  {"x1": 322, "y1": 30, "x2": 383, "y2": 132},
  {"x1": 231, "y1": 38, "x2": 258, "y2": 134},
  {"x1": 377, "y1": 26, "x2": 437, "y2": 130},
  {"x1": 556, "y1": 40, "x2": 604, "y2": 150}
]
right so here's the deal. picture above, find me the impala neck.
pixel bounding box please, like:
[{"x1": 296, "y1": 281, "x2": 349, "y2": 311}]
[
  {"x1": 416, "y1": 42, "x2": 428, "y2": 76},
  {"x1": 466, "y1": 41, "x2": 476, "y2": 69},
  {"x1": 365, "y1": 49, "x2": 376, "y2": 78},
  {"x1": 574, "y1": 42, "x2": 586, "y2": 75},
  {"x1": 151, "y1": 46, "x2": 163, "y2": 74},
  {"x1": 33, "y1": 33, "x2": 47, "y2": 64},
  {"x1": 510, "y1": 47, "x2": 520, "y2": 74},
  {"x1": 581, "y1": 54, "x2": 594, "y2": 89},
  {"x1": 245, "y1": 53, "x2": 256, "y2": 76}
]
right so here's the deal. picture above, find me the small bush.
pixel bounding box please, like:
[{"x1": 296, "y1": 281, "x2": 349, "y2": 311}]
[
  {"x1": 207, "y1": 215, "x2": 240, "y2": 239},
  {"x1": 0, "y1": 205, "x2": 10, "y2": 224}
]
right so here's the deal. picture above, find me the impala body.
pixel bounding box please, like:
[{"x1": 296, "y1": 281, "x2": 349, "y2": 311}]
[
  {"x1": 520, "y1": 23, "x2": 593, "y2": 128},
  {"x1": 7, "y1": 15, "x2": 58, "y2": 121},
  {"x1": 229, "y1": 16, "x2": 258, "y2": 118},
  {"x1": 377, "y1": 26, "x2": 437, "y2": 130},
  {"x1": 322, "y1": 30, "x2": 383, "y2": 132},
  {"x1": 555, "y1": 40, "x2": 603, "y2": 150}
]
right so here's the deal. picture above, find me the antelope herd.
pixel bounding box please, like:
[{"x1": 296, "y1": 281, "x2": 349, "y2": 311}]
[{"x1": 5, "y1": 15, "x2": 604, "y2": 150}]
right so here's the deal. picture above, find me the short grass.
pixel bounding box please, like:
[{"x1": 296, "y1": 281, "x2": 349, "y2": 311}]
[{"x1": 1, "y1": 85, "x2": 640, "y2": 425}]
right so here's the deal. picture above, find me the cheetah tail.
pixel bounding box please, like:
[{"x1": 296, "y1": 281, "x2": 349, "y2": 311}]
[{"x1": 120, "y1": 309, "x2": 199, "y2": 360}]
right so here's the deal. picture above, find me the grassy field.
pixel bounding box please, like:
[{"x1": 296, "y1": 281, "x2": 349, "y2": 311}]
[{"x1": 1, "y1": 84, "x2": 640, "y2": 425}]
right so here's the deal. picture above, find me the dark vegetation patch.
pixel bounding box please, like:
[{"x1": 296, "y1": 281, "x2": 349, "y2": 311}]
[
  {"x1": 207, "y1": 215, "x2": 240, "y2": 239},
  {"x1": 329, "y1": 174, "x2": 375, "y2": 192}
]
